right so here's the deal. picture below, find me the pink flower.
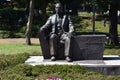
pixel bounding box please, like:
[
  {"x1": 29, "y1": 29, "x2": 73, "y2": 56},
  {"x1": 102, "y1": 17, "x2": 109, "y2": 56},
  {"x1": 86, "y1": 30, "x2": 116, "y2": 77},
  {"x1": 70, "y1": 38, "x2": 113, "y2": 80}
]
[{"x1": 47, "y1": 77, "x2": 53, "y2": 80}]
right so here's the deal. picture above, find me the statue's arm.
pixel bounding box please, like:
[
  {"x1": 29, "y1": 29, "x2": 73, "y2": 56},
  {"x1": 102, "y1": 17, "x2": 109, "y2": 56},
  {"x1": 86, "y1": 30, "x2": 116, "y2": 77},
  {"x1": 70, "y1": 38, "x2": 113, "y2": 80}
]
[
  {"x1": 68, "y1": 16, "x2": 74, "y2": 33},
  {"x1": 40, "y1": 17, "x2": 52, "y2": 31},
  {"x1": 68, "y1": 16, "x2": 74, "y2": 38}
]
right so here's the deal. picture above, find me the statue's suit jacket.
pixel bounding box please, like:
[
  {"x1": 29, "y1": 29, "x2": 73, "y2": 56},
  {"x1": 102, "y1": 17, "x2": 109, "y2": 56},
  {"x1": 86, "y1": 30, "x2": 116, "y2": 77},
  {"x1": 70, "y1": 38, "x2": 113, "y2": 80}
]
[{"x1": 42, "y1": 14, "x2": 74, "y2": 35}]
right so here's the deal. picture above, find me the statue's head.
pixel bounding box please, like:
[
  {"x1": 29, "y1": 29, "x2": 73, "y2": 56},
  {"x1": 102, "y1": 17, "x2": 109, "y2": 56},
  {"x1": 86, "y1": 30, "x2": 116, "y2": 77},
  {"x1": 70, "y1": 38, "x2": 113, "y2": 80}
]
[{"x1": 55, "y1": 3, "x2": 63, "y2": 14}]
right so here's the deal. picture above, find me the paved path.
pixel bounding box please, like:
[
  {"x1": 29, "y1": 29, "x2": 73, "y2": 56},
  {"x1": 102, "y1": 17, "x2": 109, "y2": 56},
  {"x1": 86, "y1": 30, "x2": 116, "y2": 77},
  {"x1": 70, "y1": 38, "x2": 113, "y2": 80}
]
[{"x1": 0, "y1": 38, "x2": 39, "y2": 44}]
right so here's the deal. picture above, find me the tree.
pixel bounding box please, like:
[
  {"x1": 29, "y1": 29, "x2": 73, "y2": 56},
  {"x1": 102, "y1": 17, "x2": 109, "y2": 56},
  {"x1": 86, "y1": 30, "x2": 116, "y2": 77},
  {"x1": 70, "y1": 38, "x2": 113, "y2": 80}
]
[
  {"x1": 96, "y1": 0, "x2": 110, "y2": 14},
  {"x1": 109, "y1": 0, "x2": 119, "y2": 45},
  {"x1": 25, "y1": 0, "x2": 34, "y2": 45},
  {"x1": 12, "y1": 0, "x2": 28, "y2": 8},
  {"x1": 59, "y1": 0, "x2": 80, "y2": 15},
  {"x1": 25, "y1": 0, "x2": 55, "y2": 45},
  {"x1": 35, "y1": 0, "x2": 55, "y2": 22}
]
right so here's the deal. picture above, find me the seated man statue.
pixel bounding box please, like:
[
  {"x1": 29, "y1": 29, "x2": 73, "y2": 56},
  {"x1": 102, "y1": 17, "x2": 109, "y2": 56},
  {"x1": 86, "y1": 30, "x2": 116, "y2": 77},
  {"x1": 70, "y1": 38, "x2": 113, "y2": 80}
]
[{"x1": 40, "y1": 3, "x2": 74, "y2": 62}]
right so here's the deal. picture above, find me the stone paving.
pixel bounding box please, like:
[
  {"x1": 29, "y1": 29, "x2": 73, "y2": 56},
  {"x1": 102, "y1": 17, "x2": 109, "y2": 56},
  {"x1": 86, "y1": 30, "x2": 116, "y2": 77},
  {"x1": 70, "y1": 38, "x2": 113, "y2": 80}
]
[{"x1": 0, "y1": 38, "x2": 39, "y2": 44}]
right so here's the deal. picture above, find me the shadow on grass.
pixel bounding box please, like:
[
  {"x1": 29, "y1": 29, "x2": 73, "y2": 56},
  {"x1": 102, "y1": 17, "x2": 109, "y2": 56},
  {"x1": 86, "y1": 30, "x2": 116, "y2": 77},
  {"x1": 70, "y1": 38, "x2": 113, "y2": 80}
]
[
  {"x1": 23, "y1": 43, "x2": 40, "y2": 46},
  {"x1": 31, "y1": 43, "x2": 40, "y2": 46},
  {"x1": 105, "y1": 44, "x2": 120, "y2": 49}
]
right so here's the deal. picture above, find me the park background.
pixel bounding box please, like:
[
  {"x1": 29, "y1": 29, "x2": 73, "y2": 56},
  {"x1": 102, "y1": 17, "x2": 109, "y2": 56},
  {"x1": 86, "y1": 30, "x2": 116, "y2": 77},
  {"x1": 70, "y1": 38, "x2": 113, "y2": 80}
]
[{"x1": 0, "y1": 0, "x2": 120, "y2": 80}]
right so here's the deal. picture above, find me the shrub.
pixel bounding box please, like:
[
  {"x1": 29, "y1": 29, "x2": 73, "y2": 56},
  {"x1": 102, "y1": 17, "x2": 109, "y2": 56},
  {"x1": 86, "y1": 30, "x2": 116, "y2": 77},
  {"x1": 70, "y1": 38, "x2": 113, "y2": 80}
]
[
  {"x1": 96, "y1": 14, "x2": 109, "y2": 21},
  {"x1": 0, "y1": 53, "x2": 29, "y2": 70},
  {"x1": 31, "y1": 25, "x2": 40, "y2": 37},
  {"x1": 81, "y1": 20, "x2": 91, "y2": 28},
  {"x1": 1, "y1": 73, "x2": 33, "y2": 80},
  {"x1": 0, "y1": 59, "x2": 120, "y2": 80},
  {"x1": 0, "y1": 8, "x2": 26, "y2": 31},
  {"x1": 71, "y1": 16, "x2": 82, "y2": 32}
]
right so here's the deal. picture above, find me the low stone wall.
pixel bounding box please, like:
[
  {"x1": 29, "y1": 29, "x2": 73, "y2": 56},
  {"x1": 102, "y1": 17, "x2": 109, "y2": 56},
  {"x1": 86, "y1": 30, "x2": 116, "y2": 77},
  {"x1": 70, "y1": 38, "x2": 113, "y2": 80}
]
[{"x1": 39, "y1": 31, "x2": 106, "y2": 60}]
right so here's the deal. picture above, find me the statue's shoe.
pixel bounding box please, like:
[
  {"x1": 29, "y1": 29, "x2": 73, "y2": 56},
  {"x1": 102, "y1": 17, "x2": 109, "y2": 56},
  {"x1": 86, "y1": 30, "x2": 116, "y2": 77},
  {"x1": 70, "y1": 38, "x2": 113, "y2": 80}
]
[
  {"x1": 66, "y1": 57, "x2": 72, "y2": 62},
  {"x1": 51, "y1": 56, "x2": 56, "y2": 61}
]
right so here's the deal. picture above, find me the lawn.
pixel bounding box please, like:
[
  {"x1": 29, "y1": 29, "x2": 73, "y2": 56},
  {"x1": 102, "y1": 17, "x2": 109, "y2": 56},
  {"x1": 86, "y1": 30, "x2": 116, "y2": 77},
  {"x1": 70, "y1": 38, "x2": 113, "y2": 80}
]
[
  {"x1": 0, "y1": 43, "x2": 41, "y2": 55},
  {"x1": 105, "y1": 45, "x2": 120, "y2": 56},
  {"x1": 0, "y1": 42, "x2": 120, "y2": 56},
  {"x1": 78, "y1": 12, "x2": 120, "y2": 35}
]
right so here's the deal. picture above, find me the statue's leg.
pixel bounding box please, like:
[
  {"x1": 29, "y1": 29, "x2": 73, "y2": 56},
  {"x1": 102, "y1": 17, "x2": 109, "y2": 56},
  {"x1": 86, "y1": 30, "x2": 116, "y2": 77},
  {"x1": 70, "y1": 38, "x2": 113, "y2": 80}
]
[
  {"x1": 64, "y1": 36, "x2": 72, "y2": 62},
  {"x1": 64, "y1": 37, "x2": 71, "y2": 57},
  {"x1": 49, "y1": 34, "x2": 58, "y2": 57}
]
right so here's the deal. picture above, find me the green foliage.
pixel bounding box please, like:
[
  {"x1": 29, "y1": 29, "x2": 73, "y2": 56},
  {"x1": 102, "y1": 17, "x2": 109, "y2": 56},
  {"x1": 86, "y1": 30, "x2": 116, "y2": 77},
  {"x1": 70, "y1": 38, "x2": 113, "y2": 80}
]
[
  {"x1": 0, "y1": 8, "x2": 28, "y2": 38},
  {"x1": 0, "y1": 31, "x2": 9, "y2": 38},
  {"x1": 18, "y1": 24, "x2": 41, "y2": 38},
  {"x1": 81, "y1": 20, "x2": 91, "y2": 28},
  {"x1": 0, "y1": 8, "x2": 26, "y2": 31},
  {"x1": 31, "y1": 25, "x2": 40, "y2": 37},
  {"x1": 46, "y1": 3, "x2": 55, "y2": 13},
  {"x1": 0, "y1": 57, "x2": 103, "y2": 80},
  {"x1": 79, "y1": 12, "x2": 92, "y2": 18},
  {"x1": 96, "y1": 14, "x2": 109, "y2": 20},
  {"x1": 19, "y1": 26, "x2": 26, "y2": 33},
  {"x1": 71, "y1": 16, "x2": 82, "y2": 31},
  {"x1": 80, "y1": 0, "x2": 111, "y2": 13},
  {"x1": 105, "y1": 45, "x2": 120, "y2": 56},
  {"x1": 0, "y1": 31, "x2": 25, "y2": 38},
  {"x1": 96, "y1": 0, "x2": 111, "y2": 13},
  {"x1": 0, "y1": 53, "x2": 33, "y2": 80},
  {"x1": 12, "y1": 0, "x2": 29, "y2": 8},
  {"x1": 0, "y1": 53, "x2": 103, "y2": 80},
  {"x1": 1, "y1": 63, "x2": 120, "y2": 79},
  {"x1": 0, "y1": 53, "x2": 29, "y2": 70}
]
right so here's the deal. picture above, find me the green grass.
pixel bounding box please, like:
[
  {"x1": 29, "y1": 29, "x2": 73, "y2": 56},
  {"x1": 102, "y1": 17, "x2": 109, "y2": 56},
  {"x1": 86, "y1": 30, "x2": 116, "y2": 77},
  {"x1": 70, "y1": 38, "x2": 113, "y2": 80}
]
[
  {"x1": 78, "y1": 12, "x2": 120, "y2": 35},
  {"x1": 104, "y1": 45, "x2": 120, "y2": 55},
  {"x1": 79, "y1": 20, "x2": 120, "y2": 35},
  {"x1": 79, "y1": 12, "x2": 93, "y2": 17},
  {"x1": 0, "y1": 42, "x2": 119, "y2": 56},
  {"x1": 0, "y1": 43, "x2": 41, "y2": 55}
]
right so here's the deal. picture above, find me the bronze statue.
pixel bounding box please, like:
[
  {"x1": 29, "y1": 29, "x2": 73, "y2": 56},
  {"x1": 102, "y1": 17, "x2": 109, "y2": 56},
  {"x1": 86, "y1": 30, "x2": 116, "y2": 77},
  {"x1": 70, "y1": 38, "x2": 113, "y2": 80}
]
[{"x1": 40, "y1": 3, "x2": 74, "y2": 62}]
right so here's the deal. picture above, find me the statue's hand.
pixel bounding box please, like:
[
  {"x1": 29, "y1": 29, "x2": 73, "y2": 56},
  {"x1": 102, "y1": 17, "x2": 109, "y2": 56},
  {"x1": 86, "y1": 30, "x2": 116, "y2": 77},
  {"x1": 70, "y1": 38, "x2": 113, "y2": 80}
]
[
  {"x1": 49, "y1": 32, "x2": 54, "y2": 36},
  {"x1": 67, "y1": 32, "x2": 72, "y2": 38},
  {"x1": 40, "y1": 27, "x2": 45, "y2": 32}
]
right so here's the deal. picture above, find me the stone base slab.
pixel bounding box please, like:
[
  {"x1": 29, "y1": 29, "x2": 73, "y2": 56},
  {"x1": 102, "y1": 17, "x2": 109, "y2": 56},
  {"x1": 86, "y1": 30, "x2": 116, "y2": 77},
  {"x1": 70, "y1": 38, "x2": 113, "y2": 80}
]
[{"x1": 25, "y1": 55, "x2": 120, "y2": 75}]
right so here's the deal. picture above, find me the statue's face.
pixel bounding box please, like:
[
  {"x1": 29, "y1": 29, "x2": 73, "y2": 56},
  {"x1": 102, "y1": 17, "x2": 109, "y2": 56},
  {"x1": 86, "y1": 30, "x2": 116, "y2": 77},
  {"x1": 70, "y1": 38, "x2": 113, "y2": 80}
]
[{"x1": 55, "y1": 3, "x2": 63, "y2": 14}]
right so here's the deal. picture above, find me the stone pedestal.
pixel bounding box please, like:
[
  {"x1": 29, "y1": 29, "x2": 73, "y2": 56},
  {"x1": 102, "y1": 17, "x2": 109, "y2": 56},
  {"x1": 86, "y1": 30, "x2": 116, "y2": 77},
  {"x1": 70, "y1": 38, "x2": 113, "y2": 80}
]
[
  {"x1": 71, "y1": 35, "x2": 106, "y2": 60},
  {"x1": 39, "y1": 31, "x2": 106, "y2": 60}
]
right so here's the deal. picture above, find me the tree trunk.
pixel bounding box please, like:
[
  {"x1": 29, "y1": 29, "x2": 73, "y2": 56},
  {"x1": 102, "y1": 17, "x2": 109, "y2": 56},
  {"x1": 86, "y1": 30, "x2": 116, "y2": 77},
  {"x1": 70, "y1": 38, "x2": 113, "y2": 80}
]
[
  {"x1": 10, "y1": 0, "x2": 14, "y2": 8},
  {"x1": 109, "y1": 2, "x2": 119, "y2": 45},
  {"x1": 41, "y1": 0, "x2": 47, "y2": 23},
  {"x1": 26, "y1": 0, "x2": 34, "y2": 45}
]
